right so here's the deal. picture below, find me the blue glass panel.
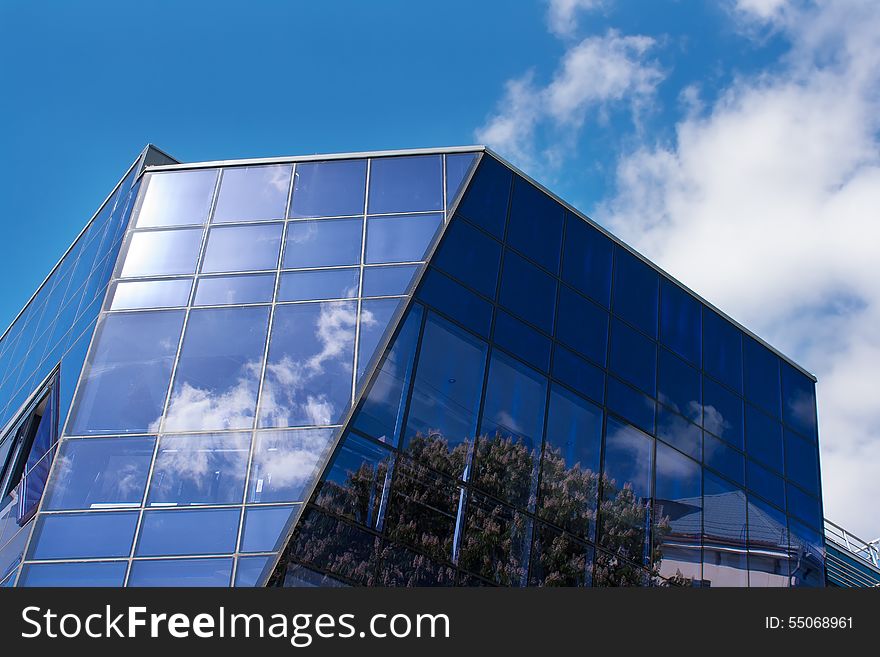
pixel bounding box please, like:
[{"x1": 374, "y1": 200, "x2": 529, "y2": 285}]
[
  {"x1": 529, "y1": 523, "x2": 593, "y2": 586},
  {"x1": 612, "y1": 248, "x2": 658, "y2": 338},
  {"x1": 747, "y1": 458, "x2": 785, "y2": 509},
  {"x1": 507, "y1": 178, "x2": 564, "y2": 274},
  {"x1": 128, "y1": 557, "x2": 233, "y2": 587},
  {"x1": 259, "y1": 301, "x2": 355, "y2": 428},
  {"x1": 278, "y1": 268, "x2": 359, "y2": 301},
  {"x1": 135, "y1": 169, "x2": 218, "y2": 228},
  {"x1": 201, "y1": 223, "x2": 283, "y2": 273},
  {"x1": 148, "y1": 433, "x2": 250, "y2": 506},
  {"x1": 403, "y1": 312, "x2": 487, "y2": 477},
  {"x1": 416, "y1": 268, "x2": 493, "y2": 338},
  {"x1": 358, "y1": 298, "x2": 403, "y2": 381},
  {"x1": 552, "y1": 345, "x2": 605, "y2": 405},
  {"x1": 456, "y1": 156, "x2": 511, "y2": 239},
  {"x1": 555, "y1": 285, "x2": 608, "y2": 366},
  {"x1": 19, "y1": 561, "x2": 127, "y2": 587},
  {"x1": 745, "y1": 404, "x2": 783, "y2": 474},
  {"x1": 136, "y1": 507, "x2": 240, "y2": 556},
  {"x1": 365, "y1": 213, "x2": 443, "y2": 264},
  {"x1": 214, "y1": 165, "x2": 291, "y2": 222},
  {"x1": 609, "y1": 318, "x2": 656, "y2": 396},
  {"x1": 235, "y1": 555, "x2": 272, "y2": 587},
  {"x1": 362, "y1": 264, "x2": 420, "y2": 297},
  {"x1": 445, "y1": 153, "x2": 478, "y2": 209},
  {"x1": 194, "y1": 273, "x2": 276, "y2": 306},
  {"x1": 499, "y1": 250, "x2": 556, "y2": 334},
  {"x1": 747, "y1": 495, "x2": 790, "y2": 586},
  {"x1": 788, "y1": 518, "x2": 824, "y2": 587},
  {"x1": 432, "y1": 216, "x2": 501, "y2": 299},
  {"x1": 476, "y1": 351, "x2": 546, "y2": 508},
  {"x1": 702, "y1": 307, "x2": 743, "y2": 393},
  {"x1": 539, "y1": 384, "x2": 602, "y2": 539},
  {"x1": 787, "y1": 482, "x2": 822, "y2": 531},
  {"x1": 492, "y1": 309, "x2": 550, "y2": 372},
  {"x1": 44, "y1": 437, "x2": 155, "y2": 510},
  {"x1": 660, "y1": 280, "x2": 701, "y2": 366},
  {"x1": 165, "y1": 306, "x2": 270, "y2": 432},
  {"x1": 562, "y1": 213, "x2": 613, "y2": 308},
  {"x1": 460, "y1": 492, "x2": 532, "y2": 585},
  {"x1": 743, "y1": 337, "x2": 781, "y2": 418},
  {"x1": 780, "y1": 362, "x2": 817, "y2": 439},
  {"x1": 119, "y1": 229, "x2": 203, "y2": 278},
  {"x1": 240, "y1": 505, "x2": 296, "y2": 553},
  {"x1": 27, "y1": 511, "x2": 138, "y2": 560},
  {"x1": 290, "y1": 159, "x2": 366, "y2": 219},
  {"x1": 703, "y1": 432, "x2": 744, "y2": 486},
  {"x1": 352, "y1": 305, "x2": 423, "y2": 444},
  {"x1": 368, "y1": 155, "x2": 442, "y2": 214},
  {"x1": 248, "y1": 428, "x2": 334, "y2": 503},
  {"x1": 68, "y1": 310, "x2": 184, "y2": 435},
  {"x1": 702, "y1": 472, "x2": 748, "y2": 586},
  {"x1": 283, "y1": 218, "x2": 363, "y2": 269},
  {"x1": 784, "y1": 429, "x2": 820, "y2": 496},
  {"x1": 656, "y1": 406, "x2": 701, "y2": 461},
  {"x1": 654, "y1": 442, "x2": 702, "y2": 582},
  {"x1": 606, "y1": 376, "x2": 654, "y2": 435},
  {"x1": 108, "y1": 278, "x2": 192, "y2": 310},
  {"x1": 702, "y1": 376, "x2": 743, "y2": 449},
  {"x1": 658, "y1": 348, "x2": 701, "y2": 423},
  {"x1": 600, "y1": 418, "x2": 653, "y2": 562}
]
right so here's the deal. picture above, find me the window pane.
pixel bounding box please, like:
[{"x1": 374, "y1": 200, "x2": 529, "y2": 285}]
[
  {"x1": 283, "y1": 218, "x2": 362, "y2": 268},
  {"x1": 290, "y1": 159, "x2": 366, "y2": 219},
  {"x1": 18, "y1": 561, "x2": 127, "y2": 587},
  {"x1": 365, "y1": 213, "x2": 442, "y2": 264},
  {"x1": 194, "y1": 273, "x2": 276, "y2": 306},
  {"x1": 432, "y1": 216, "x2": 501, "y2": 299},
  {"x1": 148, "y1": 433, "x2": 250, "y2": 506},
  {"x1": 612, "y1": 248, "x2": 659, "y2": 338},
  {"x1": 136, "y1": 508, "x2": 240, "y2": 556},
  {"x1": 539, "y1": 385, "x2": 602, "y2": 540},
  {"x1": 499, "y1": 249, "x2": 556, "y2": 334},
  {"x1": 789, "y1": 518, "x2": 824, "y2": 587},
  {"x1": 784, "y1": 428, "x2": 820, "y2": 496},
  {"x1": 606, "y1": 376, "x2": 655, "y2": 435},
  {"x1": 600, "y1": 418, "x2": 654, "y2": 564},
  {"x1": 119, "y1": 229, "x2": 203, "y2": 278},
  {"x1": 658, "y1": 348, "x2": 701, "y2": 423},
  {"x1": 702, "y1": 376, "x2": 744, "y2": 449},
  {"x1": 744, "y1": 336, "x2": 781, "y2": 418},
  {"x1": 702, "y1": 472, "x2": 748, "y2": 587},
  {"x1": 492, "y1": 309, "x2": 551, "y2": 372},
  {"x1": 745, "y1": 404, "x2": 783, "y2": 474},
  {"x1": 529, "y1": 523, "x2": 593, "y2": 586},
  {"x1": 201, "y1": 223, "x2": 283, "y2": 273},
  {"x1": 654, "y1": 442, "x2": 702, "y2": 583},
  {"x1": 135, "y1": 169, "x2": 217, "y2": 228},
  {"x1": 460, "y1": 492, "x2": 532, "y2": 586},
  {"x1": 507, "y1": 178, "x2": 564, "y2": 274},
  {"x1": 703, "y1": 432, "x2": 744, "y2": 486},
  {"x1": 747, "y1": 458, "x2": 785, "y2": 509},
  {"x1": 165, "y1": 306, "x2": 270, "y2": 432},
  {"x1": 108, "y1": 278, "x2": 192, "y2": 310},
  {"x1": 455, "y1": 156, "x2": 511, "y2": 239},
  {"x1": 235, "y1": 555, "x2": 272, "y2": 587},
  {"x1": 476, "y1": 352, "x2": 546, "y2": 509},
  {"x1": 445, "y1": 152, "x2": 478, "y2": 209},
  {"x1": 659, "y1": 280, "x2": 701, "y2": 367},
  {"x1": 781, "y1": 363, "x2": 817, "y2": 439},
  {"x1": 357, "y1": 298, "x2": 403, "y2": 382},
  {"x1": 787, "y1": 482, "x2": 822, "y2": 530},
  {"x1": 555, "y1": 286, "x2": 608, "y2": 366},
  {"x1": 278, "y1": 268, "x2": 359, "y2": 302},
  {"x1": 43, "y1": 436, "x2": 155, "y2": 510},
  {"x1": 416, "y1": 268, "x2": 493, "y2": 338},
  {"x1": 656, "y1": 406, "x2": 701, "y2": 461},
  {"x1": 259, "y1": 302, "x2": 355, "y2": 428},
  {"x1": 27, "y1": 511, "x2": 138, "y2": 560},
  {"x1": 552, "y1": 345, "x2": 605, "y2": 405},
  {"x1": 368, "y1": 155, "x2": 442, "y2": 214},
  {"x1": 403, "y1": 313, "x2": 487, "y2": 478},
  {"x1": 609, "y1": 318, "x2": 656, "y2": 396},
  {"x1": 128, "y1": 558, "x2": 232, "y2": 587},
  {"x1": 703, "y1": 308, "x2": 743, "y2": 393},
  {"x1": 248, "y1": 428, "x2": 334, "y2": 503},
  {"x1": 68, "y1": 311, "x2": 184, "y2": 435},
  {"x1": 362, "y1": 264, "x2": 420, "y2": 297},
  {"x1": 240, "y1": 505, "x2": 296, "y2": 553},
  {"x1": 288, "y1": 508, "x2": 379, "y2": 585},
  {"x1": 748, "y1": 496, "x2": 790, "y2": 587},
  {"x1": 213, "y1": 165, "x2": 291, "y2": 222},
  {"x1": 562, "y1": 213, "x2": 613, "y2": 308}
]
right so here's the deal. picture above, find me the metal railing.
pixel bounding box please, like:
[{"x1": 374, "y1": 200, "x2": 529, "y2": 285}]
[{"x1": 825, "y1": 519, "x2": 880, "y2": 568}]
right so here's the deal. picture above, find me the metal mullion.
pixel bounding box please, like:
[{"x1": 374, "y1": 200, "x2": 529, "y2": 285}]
[{"x1": 350, "y1": 159, "x2": 371, "y2": 404}]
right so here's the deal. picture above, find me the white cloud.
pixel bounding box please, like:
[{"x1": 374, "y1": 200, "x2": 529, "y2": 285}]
[
  {"x1": 546, "y1": 0, "x2": 605, "y2": 38},
  {"x1": 600, "y1": 0, "x2": 880, "y2": 538}
]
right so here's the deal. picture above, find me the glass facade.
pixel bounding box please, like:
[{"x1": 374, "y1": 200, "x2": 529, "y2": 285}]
[{"x1": 5, "y1": 146, "x2": 823, "y2": 588}]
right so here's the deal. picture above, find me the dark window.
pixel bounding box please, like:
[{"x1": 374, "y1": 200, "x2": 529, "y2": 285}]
[
  {"x1": 433, "y1": 217, "x2": 502, "y2": 299},
  {"x1": 529, "y1": 523, "x2": 594, "y2": 586},
  {"x1": 660, "y1": 280, "x2": 701, "y2": 366},
  {"x1": 658, "y1": 348, "x2": 701, "y2": 423},
  {"x1": 506, "y1": 178, "x2": 564, "y2": 274},
  {"x1": 561, "y1": 213, "x2": 613, "y2": 308},
  {"x1": 417, "y1": 268, "x2": 493, "y2": 338},
  {"x1": 780, "y1": 362, "x2": 817, "y2": 440},
  {"x1": 492, "y1": 309, "x2": 551, "y2": 372},
  {"x1": 702, "y1": 308, "x2": 743, "y2": 393},
  {"x1": 743, "y1": 337, "x2": 781, "y2": 418},
  {"x1": 555, "y1": 285, "x2": 608, "y2": 366},
  {"x1": 745, "y1": 404, "x2": 784, "y2": 474},
  {"x1": 499, "y1": 249, "x2": 557, "y2": 334},
  {"x1": 656, "y1": 406, "x2": 701, "y2": 461},
  {"x1": 783, "y1": 429, "x2": 820, "y2": 496},
  {"x1": 455, "y1": 156, "x2": 511, "y2": 239},
  {"x1": 702, "y1": 472, "x2": 748, "y2": 586},
  {"x1": 747, "y1": 496, "x2": 789, "y2": 586},
  {"x1": 703, "y1": 376, "x2": 744, "y2": 449},
  {"x1": 460, "y1": 492, "x2": 533, "y2": 586},
  {"x1": 606, "y1": 376, "x2": 654, "y2": 436},
  {"x1": 787, "y1": 483, "x2": 822, "y2": 531},
  {"x1": 703, "y1": 432, "x2": 745, "y2": 486},
  {"x1": 747, "y1": 458, "x2": 785, "y2": 510},
  {"x1": 609, "y1": 318, "x2": 656, "y2": 396},
  {"x1": 654, "y1": 442, "x2": 702, "y2": 583},
  {"x1": 552, "y1": 345, "x2": 605, "y2": 405},
  {"x1": 612, "y1": 248, "x2": 658, "y2": 338}
]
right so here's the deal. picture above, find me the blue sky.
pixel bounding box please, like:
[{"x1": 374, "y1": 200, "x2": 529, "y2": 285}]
[{"x1": 2, "y1": 0, "x2": 879, "y2": 537}]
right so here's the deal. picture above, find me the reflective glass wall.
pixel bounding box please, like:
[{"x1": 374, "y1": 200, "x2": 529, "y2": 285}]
[
  {"x1": 271, "y1": 154, "x2": 824, "y2": 587},
  {"x1": 0, "y1": 147, "x2": 159, "y2": 586},
  {"x1": 19, "y1": 150, "x2": 478, "y2": 586}
]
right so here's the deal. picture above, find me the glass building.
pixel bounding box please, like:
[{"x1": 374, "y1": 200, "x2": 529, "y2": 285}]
[{"x1": 0, "y1": 146, "x2": 826, "y2": 587}]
